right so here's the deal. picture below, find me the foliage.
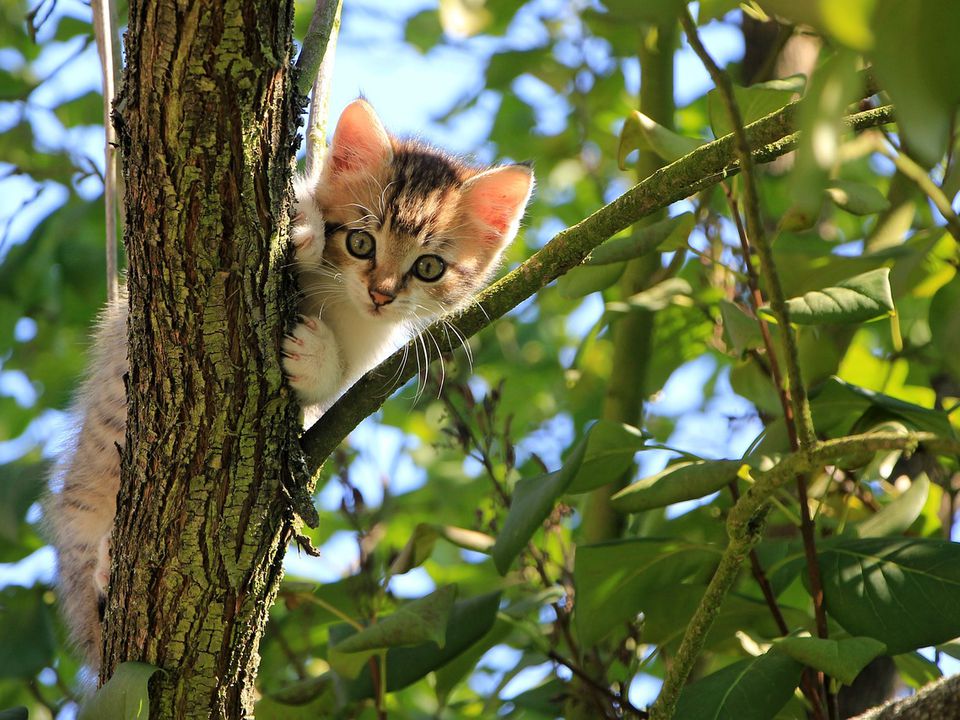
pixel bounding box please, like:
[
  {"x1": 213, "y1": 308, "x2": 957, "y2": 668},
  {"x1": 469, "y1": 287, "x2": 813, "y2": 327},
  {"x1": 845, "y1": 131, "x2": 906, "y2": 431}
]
[{"x1": 1, "y1": 0, "x2": 960, "y2": 718}]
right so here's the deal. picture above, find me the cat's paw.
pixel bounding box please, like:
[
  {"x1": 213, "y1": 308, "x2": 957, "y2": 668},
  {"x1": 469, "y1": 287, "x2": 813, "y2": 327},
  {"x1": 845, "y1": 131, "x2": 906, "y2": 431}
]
[
  {"x1": 282, "y1": 316, "x2": 344, "y2": 407},
  {"x1": 292, "y1": 176, "x2": 326, "y2": 268}
]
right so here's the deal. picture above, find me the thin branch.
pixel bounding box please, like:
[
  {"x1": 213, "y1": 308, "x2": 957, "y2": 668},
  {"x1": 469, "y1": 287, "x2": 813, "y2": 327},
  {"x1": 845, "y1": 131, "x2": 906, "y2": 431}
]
[
  {"x1": 874, "y1": 139, "x2": 960, "y2": 244},
  {"x1": 295, "y1": 0, "x2": 343, "y2": 97},
  {"x1": 91, "y1": 0, "x2": 122, "y2": 303},
  {"x1": 650, "y1": 431, "x2": 960, "y2": 720},
  {"x1": 302, "y1": 0, "x2": 343, "y2": 176},
  {"x1": 547, "y1": 649, "x2": 648, "y2": 719},
  {"x1": 678, "y1": 10, "x2": 832, "y2": 717},
  {"x1": 679, "y1": 8, "x2": 815, "y2": 451},
  {"x1": 299, "y1": 104, "x2": 896, "y2": 478}
]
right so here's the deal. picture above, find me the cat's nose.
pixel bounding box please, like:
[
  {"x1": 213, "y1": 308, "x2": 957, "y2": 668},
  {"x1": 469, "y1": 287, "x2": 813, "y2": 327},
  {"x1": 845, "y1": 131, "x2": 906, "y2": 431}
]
[{"x1": 369, "y1": 288, "x2": 396, "y2": 307}]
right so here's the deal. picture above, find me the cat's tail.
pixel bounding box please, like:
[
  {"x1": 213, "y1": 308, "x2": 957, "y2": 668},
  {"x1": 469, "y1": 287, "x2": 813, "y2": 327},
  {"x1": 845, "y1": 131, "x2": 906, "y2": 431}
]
[
  {"x1": 44, "y1": 298, "x2": 129, "y2": 672},
  {"x1": 50, "y1": 524, "x2": 104, "y2": 670}
]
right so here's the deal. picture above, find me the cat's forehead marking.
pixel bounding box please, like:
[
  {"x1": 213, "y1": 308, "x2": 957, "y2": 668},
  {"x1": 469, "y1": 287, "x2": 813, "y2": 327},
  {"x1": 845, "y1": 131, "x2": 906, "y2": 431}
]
[{"x1": 386, "y1": 146, "x2": 463, "y2": 239}]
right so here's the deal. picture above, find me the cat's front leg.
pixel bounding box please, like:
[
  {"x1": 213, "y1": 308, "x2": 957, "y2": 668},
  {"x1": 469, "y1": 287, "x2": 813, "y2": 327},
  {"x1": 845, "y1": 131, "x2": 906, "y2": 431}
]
[
  {"x1": 283, "y1": 315, "x2": 344, "y2": 408},
  {"x1": 292, "y1": 176, "x2": 326, "y2": 270}
]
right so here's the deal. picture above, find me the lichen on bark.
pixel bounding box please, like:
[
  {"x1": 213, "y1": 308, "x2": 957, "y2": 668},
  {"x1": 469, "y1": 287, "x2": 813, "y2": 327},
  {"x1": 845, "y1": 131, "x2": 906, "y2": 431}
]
[{"x1": 104, "y1": 1, "x2": 301, "y2": 717}]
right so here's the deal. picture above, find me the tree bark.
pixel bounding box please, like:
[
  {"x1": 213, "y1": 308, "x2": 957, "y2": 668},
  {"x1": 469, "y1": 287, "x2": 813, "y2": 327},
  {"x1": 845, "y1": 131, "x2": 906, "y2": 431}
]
[{"x1": 104, "y1": 1, "x2": 300, "y2": 717}]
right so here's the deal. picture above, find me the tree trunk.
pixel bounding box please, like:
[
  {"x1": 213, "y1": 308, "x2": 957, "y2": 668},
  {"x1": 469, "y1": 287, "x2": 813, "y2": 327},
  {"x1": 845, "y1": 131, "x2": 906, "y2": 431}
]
[{"x1": 104, "y1": 1, "x2": 299, "y2": 717}]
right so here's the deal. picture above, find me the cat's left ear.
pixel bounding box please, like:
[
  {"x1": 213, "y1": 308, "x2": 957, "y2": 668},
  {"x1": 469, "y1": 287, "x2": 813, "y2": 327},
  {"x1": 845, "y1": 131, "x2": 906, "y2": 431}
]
[{"x1": 459, "y1": 164, "x2": 534, "y2": 249}]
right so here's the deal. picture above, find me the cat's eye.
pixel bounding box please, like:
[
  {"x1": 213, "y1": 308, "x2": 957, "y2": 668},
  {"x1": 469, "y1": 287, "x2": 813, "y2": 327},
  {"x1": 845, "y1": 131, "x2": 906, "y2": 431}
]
[
  {"x1": 413, "y1": 254, "x2": 446, "y2": 282},
  {"x1": 346, "y1": 230, "x2": 376, "y2": 259}
]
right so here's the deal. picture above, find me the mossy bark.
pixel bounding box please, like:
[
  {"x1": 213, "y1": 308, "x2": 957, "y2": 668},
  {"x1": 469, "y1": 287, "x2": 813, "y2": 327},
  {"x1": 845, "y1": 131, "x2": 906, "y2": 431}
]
[{"x1": 104, "y1": 1, "x2": 299, "y2": 717}]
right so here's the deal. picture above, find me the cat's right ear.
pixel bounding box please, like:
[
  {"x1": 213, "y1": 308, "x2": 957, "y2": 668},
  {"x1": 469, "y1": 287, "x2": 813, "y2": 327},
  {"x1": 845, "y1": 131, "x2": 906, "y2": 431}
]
[{"x1": 326, "y1": 99, "x2": 393, "y2": 177}]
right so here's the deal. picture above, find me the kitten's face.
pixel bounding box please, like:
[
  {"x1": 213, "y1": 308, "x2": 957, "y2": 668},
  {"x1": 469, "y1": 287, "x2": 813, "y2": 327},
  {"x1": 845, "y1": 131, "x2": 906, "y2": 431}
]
[{"x1": 312, "y1": 100, "x2": 533, "y2": 327}]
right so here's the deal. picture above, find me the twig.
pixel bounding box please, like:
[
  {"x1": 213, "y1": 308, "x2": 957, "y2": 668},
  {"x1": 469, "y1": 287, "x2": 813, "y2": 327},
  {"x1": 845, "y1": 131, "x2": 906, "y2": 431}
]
[
  {"x1": 547, "y1": 649, "x2": 648, "y2": 718},
  {"x1": 724, "y1": 188, "x2": 827, "y2": 720},
  {"x1": 650, "y1": 431, "x2": 959, "y2": 720},
  {"x1": 300, "y1": 0, "x2": 343, "y2": 176},
  {"x1": 874, "y1": 139, "x2": 960, "y2": 244},
  {"x1": 678, "y1": 10, "x2": 833, "y2": 718},
  {"x1": 296, "y1": 0, "x2": 343, "y2": 96},
  {"x1": 299, "y1": 104, "x2": 896, "y2": 477},
  {"x1": 90, "y1": 0, "x2": 122, "y2": 304}
]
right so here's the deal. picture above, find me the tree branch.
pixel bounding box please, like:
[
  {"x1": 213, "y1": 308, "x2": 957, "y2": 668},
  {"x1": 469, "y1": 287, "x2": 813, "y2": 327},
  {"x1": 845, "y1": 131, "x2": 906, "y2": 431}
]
[
  {"x1": 678, "y1": 10, "x2": 834, "y2": 715},
  {"x1": 650, "y1": 430, "x2": 960, "y2": 720},
  {"x1": 299, "y1": 103, "x2": 895, "y2": 480},
  {"x1": 90, "y1": 0, "x2": 122, "y2": 303},
  {"x1": 850, "y1": 672, "x2": 960, "y2": 719},
  {"x1": 295, "y1": 0, "x2": 343, "y2": 98}
]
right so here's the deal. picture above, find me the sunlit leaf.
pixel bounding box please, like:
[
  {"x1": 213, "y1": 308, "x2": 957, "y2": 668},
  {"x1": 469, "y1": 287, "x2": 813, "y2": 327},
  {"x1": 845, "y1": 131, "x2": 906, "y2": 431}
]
[
  {"x1": 77, "y1": 662, "x2": 160, "y2": 720},
  {"x1": 856, "y1": 474, "x2": 930, "y2": 538},
  {"x1": 610, "y1": 459, "x2": 742, "y2": 513},
  {"x1": 775, "y1": 635, "x2": 886, "y2": 685},
  {"x1": 618, "y1": 110, "x2": 704, "y2": 169},
  {"x1": 818, "y1": 537, "x2": 960, "y2": 654},
  {"x1": 761, "y1": 268, "x2": 894, "y2": 325}
]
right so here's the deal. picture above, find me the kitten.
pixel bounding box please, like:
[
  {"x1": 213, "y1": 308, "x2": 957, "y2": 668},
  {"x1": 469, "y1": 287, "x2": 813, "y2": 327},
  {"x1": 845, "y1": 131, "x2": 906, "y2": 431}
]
[
  {"x1": 46, "y1": 98, "x2": 533, "y2": 670},
  {"x1": 284, "y1": 99, "x2": 534, "y2": 412}
]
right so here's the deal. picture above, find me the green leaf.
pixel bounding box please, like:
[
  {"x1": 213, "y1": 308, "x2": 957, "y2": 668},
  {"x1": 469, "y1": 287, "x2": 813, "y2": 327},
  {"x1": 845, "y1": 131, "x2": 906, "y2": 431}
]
[
  {"x1": 557, "y1": 262, "x2": 624, "y2": 299},
  {"x1": 856, "y1": 474, "x2": 930, "y2": 538},
  {"x1": 565, "y1": 420, "x2": 647, "y2": 494},
  {"x1": 344, "y1": 591, "x2": 502, "y2": 700},
  {"x1": 893, "y1": 650, "x2": 942, "y2": 690},
  {"x1": 0, "y1": 461, "x2": 45, "y2": 544},
  {"x1": 574, "y1": 538, "x2": 718, "y2": 646},
  {"x1": 708, "y1": 76, "x2": 804, "y2": 140},
  {"x1": 720, "y1": 300, "x2": 764, "y2": 356},
  {"x1": 53, "y1": 91, "x2": 104, "y2": 127},
  {"x1": 492, "y1": 436, "x2": 588, "y2": 574},
  {"x1": 818, "y1": 537, "x2": 960, "y2": 654},
  {"x1": 761, "y1": 268, "x2": 894, "y2": 325},
  {"x1": 606, "y1": 277, "x2": 692, "y2": 314},
  {"x1": 674, "y1": 650, "x2": 803, "y2": 720},
  {"x1": 870, "y1": 0, "x2": 960, "y2": 166},
  {"x1": 0, "y1": 709, "x2": 28, "y2": 720},
  {"x1": 328, "y1": 585, "x2": 457, "y2": 678},
  {"x1": 610, "y1": 460, "x2": 742, "y2": 513},
  {"x1": 810, "y1": 376, "x2": 954, "y2": 439},
  {"x1": 0, "y1": 68, "x2": 35, "y2": 101},
  {"x1": 775, "y1": 636, "x2": 886, "y2": 685},
  {"x1": 825, "y1": 179, "x2": 891, "y2": 216},
  {"x1": 618, "y1": 110, "x2": 704, "y2": 168},
  {"x1": 404, "y1": 10, "x2": 443, "y2": 52},
  {"x1": 929, "y1": 274, "x2": 960, "y2": 378},
  {"x1": 587, "y1": 213, "x2": 694, "y2": 265},
  {"x1": 0, "y1": 587, "x2": 55, "y2": 678},
  {"x1": 78, "y1": 662, "x2": 160, "y2": 720}
]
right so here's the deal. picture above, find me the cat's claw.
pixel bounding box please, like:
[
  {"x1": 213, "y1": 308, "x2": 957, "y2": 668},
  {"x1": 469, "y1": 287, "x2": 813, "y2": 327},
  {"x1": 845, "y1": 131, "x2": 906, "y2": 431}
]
[{"x1": 282, "y1": 317, "x2": 343, "y2": 407}]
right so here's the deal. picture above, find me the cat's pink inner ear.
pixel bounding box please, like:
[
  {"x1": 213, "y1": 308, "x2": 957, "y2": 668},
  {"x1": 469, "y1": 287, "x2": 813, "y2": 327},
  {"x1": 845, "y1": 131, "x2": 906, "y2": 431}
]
[
  {"x1": 461, "y1": 165, "x2": 534, "y2": 244},
  {"x1": 327, "y1": 99, "x2": 393, "y2": 176}
]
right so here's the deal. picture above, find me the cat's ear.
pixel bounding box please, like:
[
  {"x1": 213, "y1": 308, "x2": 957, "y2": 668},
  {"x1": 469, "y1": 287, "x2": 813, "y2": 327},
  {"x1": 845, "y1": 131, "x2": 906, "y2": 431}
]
[
  {"x1": 326, "y1": 99, "x2": 393, "y2": 176},
  {"x1": 459, "y1": 164, "x2": 534, "y2": 248}
]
